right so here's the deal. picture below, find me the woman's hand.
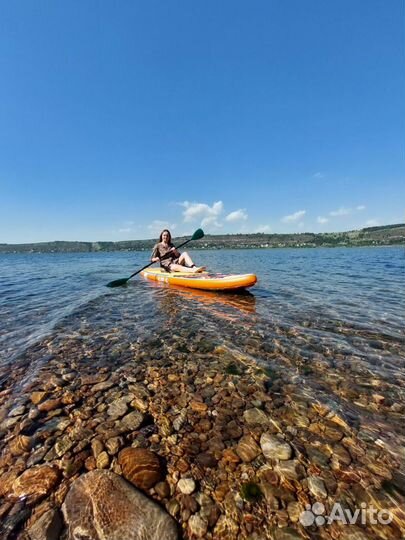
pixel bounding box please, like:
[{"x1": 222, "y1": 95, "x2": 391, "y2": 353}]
[{"x1": 151, "y1": 257, "x2": 160, "y2": 263}]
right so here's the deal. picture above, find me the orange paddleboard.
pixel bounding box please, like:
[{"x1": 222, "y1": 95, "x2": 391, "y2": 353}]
[{"x1": 141, "y1": 268, "x2": 257, "y2": 291}]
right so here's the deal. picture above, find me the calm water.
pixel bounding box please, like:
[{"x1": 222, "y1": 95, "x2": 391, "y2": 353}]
[
  {"x1": 0, "y1": 248, "x2": 405, "y2": 362},
  {"x1": 1, "y1": 247, "x2": 405, "y2": 539},
  {"x1": 0, "y1": 247, "x2": 404, "y2": 384}
]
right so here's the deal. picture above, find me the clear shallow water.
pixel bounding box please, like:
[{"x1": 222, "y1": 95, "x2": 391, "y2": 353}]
[{"x1": 1, "y1": 247, "x2": 403, "y2": 367}]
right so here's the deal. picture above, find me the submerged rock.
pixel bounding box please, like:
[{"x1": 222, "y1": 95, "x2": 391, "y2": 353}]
[
  {"x1": 236, "y1": 434, "x2": 261, "y2": 462},
  {"x1": 62, "y1": 470, "x2": 178, "y2": 540},
  {"x1": 118, "y1": 447, "x2": 162, "y2": 490},
  {"x1": 9, "y1": 434, "x2": 32, "y2": 456},
  {"x1": 26, "y1": 508, "x2": 62, "y2": 540},
  {"x1": 243, "y1": 408, "x2": 268, "y2": 425},
  {"x1": 11, "y1": 465, "x2": 61, "y2": 504},
  {"x1": 260, "y1": 433, "x2": 293, "y2": 461}
]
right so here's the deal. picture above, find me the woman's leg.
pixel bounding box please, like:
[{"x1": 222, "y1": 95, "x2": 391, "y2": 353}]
[
  {"x1": 178, "y1": 252, "x2": 194, "y2": 267},
  {"x1": 170, "y1": 263, "x2": 205, "y2": 273},
  {"x1": 178, "y1": 252, "x2": 206, "y2": 272}
]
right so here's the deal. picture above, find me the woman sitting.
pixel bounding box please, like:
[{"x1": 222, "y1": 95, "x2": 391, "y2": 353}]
[{"x1": 151, "y1": 229, "x2": 205, "y2": 273}]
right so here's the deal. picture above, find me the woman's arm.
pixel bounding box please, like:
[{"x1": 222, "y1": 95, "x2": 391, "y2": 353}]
[
  {"x1": 170, "y1": 244, "x2": 180, "y2": 258},
  {"x1": 151, "y1": 245, "x2": 160, "y2": 263}
]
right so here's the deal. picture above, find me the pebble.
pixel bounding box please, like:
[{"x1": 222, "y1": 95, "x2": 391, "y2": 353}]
[
  {"x1": 9, "y1": 404, "x2": 25, "y2": 417},
  {"x1": 120, "y1": 410, "x2": 144, "y2": 431},
  {"x1": 260, "y1": 433, "x2": 293, "y2": 460},
  {"x1": 307, "y1": 475, "x2": 328, "y2": 499},
  {"x1": 9, "y1": 434, "x2": 32, "y2": 456},
  {"x1": 96, "y1": 451, "x2": 110, "y2": 469},
  {"x1": 91, "y1": 439, "x2": 104, "y2": 458},
  {"x1": 243, "y1": 408, "x2": 269, "y2": 425},
  {"x1": 91, "y1": 380, "x2": 115, "y2": 393},
  {"x1": 105, "y1": 436, "x2": 124, "y2": 455},
  {"x1": 188, "y1": 514, "x2": 208, "y2": 538},
  {"x1": 236, "y1": 435, "x2": 261, "y2": 462},
  {"x1": 178, "y1": 478, "x2": 196, "y2": 495},
  {"x1": 275, "y1": 460, "x2": 303, "y2": 480},
  {"x1": 54, "y1": 436, "x2": 75, "y2": 457},
  {"x1": 154, "y1": 481, "x2": 170, "y2": 499},
  {"x1": 190, "y1": 401, "x2": 208, "y2": 413},
  {"x1": 30, "y1": 391, "x2": 48, "y2": 405},
  {"x1": 107, "y1": 397, "x2": 129, "y2": 419},
  {"x1": 38, "y1": 399, "x2": 62, "y2": 413}
]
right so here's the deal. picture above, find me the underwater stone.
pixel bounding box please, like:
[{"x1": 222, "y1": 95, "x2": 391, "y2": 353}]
[
  {"x1": 118, "y1": 447, "x2": 162, "y2": 490},
  {"x1": 62, "y1": 470, "x2": 178, "y2": 540},
  {"x1": 260, "y1": 433, "x2": 293, "y2": 461}
]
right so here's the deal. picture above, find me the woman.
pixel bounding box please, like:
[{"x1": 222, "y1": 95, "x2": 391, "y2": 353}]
[{"x1": 151, "y1": 230, "x2": 205, "y2": 273}]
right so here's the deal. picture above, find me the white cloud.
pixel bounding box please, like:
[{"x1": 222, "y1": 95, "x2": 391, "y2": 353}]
[
  {"x1": 329, "y1": 205, "x2": 366, "y2": 217},
  {"x1": 317, "y1": 216, "x2": 329, "y2": 224},
  {"x1": 180, "y1": 201, "x2": 223, "y2": 223},
  {"x1": 365, "y1": 219, "x2": 380, "y2": 227},
  {"x1": 118, "y1": 228, "x2": 131, "y2": 233},
  {"x1": 147, "y1": 220, "x2": 177, "y2": 236},
  {"x1": 329, "y1": 207, "x2": 351, "y2": 217},
  {"x1": 225, "y1": 209, "x2": 248, "y2": 222},
  {"x1": 201, "y1": 216, "x2": 222, "y2": 229},
  {"x1": 313, "y1": 172, "x2": 325, "y2": 179},
  {"x1": 255, "y1": 225, "x2": 272, "y2": 233},
  {"x1": 282, "y1": 210, "x2": 306, "y2": 223}
]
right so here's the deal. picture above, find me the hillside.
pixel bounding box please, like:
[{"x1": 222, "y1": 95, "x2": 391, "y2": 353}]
[{"x1": 1, "y1": 224, "x2": 404, "y2": 254}]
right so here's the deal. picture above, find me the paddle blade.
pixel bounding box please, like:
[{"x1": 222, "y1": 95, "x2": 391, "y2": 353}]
[
  {"x1": 106, "y1": 277, "x2": 129, "y2": 288},
  {"x1": 191, "y1": 228, "x2": 204, "y2": 241}
]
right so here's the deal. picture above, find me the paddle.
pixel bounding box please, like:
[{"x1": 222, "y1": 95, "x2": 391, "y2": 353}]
[{"x1": 106, "y1": 228, "x2": 204, "y2": 288}]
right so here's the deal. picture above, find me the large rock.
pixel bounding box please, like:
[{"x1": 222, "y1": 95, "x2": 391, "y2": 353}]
[{"x1": 62, "y1": 470, "x2": 178, "y2": 540}]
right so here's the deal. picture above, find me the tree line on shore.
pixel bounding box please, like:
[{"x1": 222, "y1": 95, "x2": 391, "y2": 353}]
[{"x1": 1, "y1": 224, "x2": 404, "y2": 254}]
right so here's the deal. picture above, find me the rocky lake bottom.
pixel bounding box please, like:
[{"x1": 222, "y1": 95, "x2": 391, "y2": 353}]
[{"x1": 0, "y1": 248, "x2": 404, "y2": 539}]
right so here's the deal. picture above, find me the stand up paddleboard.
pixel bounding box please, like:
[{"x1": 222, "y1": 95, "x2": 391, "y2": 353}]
[{"x1": 141, "y1": 268, "x2": 257, "y2": 291}]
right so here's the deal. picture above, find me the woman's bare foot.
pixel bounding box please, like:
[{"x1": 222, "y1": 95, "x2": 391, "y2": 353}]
[{"x1": 193, "y1": 266, "x2": 206, "y2": 273}]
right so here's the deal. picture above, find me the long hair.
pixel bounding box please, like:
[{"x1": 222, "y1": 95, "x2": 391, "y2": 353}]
[{"x1": 159, "y1": 229, "x2": 172, "y2": 243}]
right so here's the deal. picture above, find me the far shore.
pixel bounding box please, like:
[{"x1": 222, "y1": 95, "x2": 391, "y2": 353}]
[{"x1": 1, "y1": 224, "x2": 404, "y2": 254}]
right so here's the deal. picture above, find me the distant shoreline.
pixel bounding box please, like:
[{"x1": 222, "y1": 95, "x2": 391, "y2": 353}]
[{"x1": 1, "y1": 223, "x2": 404, "y2": 254}]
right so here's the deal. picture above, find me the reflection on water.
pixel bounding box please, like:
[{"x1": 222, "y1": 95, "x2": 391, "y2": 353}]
[{"x1": 148, "y1": 280, "x2": 257, "y2": 322}]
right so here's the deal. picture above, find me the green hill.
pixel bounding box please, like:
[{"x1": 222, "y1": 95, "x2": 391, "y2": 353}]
[{"x1": 1, "y1": 224, "x2": 404, "y2": 254}]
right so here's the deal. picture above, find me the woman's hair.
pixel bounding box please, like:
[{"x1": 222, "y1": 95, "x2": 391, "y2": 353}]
[{"x1": 159, "y1": 229, "x2": 172, "y2": 243}]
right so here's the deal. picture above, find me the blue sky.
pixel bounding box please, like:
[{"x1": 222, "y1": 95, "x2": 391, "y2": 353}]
[{"x1": 1, "y1": 1, "x2": 404, "y2": 243}]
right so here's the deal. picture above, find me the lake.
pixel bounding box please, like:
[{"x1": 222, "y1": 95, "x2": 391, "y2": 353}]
[{"x1": 0, "y1": 247, "x2": 404, "y2": 539}]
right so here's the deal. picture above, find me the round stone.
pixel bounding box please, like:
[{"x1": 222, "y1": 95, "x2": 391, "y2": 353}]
[
  {"x1": 260, "y1": 433, "x2": 293, "y2": 460},
  {"x1": 177, "y1": 478, "x2": 196, "y2": 495}
]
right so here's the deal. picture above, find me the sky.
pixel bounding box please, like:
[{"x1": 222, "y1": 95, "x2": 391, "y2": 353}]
[{"x1": 1, "y1": 1, "x2": 404, "y2": 243}]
